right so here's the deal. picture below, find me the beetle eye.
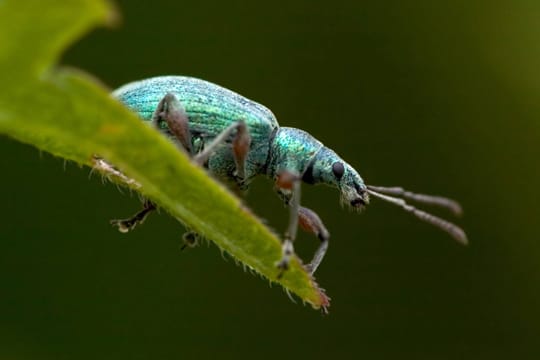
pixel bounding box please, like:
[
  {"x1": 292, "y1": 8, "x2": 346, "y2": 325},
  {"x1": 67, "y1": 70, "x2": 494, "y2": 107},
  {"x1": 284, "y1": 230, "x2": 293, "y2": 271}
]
[{"x1": 332, "y1": 162, "x2": 345, "y2": 180}]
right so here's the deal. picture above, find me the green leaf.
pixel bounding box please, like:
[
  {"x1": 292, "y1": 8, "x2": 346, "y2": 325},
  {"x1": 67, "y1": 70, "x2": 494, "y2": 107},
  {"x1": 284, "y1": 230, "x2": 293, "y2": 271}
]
[{"x1": 0, "y1": 0, "x2": 329, "y2": 310}]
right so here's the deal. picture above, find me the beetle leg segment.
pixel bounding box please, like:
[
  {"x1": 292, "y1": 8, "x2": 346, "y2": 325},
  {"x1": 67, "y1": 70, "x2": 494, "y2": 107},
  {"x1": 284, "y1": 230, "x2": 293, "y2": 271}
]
[
  {"x1": 110, "y1": 200, "x2": 156, "y2": 233},
  {"x1": 193, "y1": 120, "x2": 251, "y2": 185},
  {"x1": 180, "y1": 230, "x2": 200, "y2": 251},
  {"x1": 298, "y1": 206, "x2": 330, "y2": 275},
  {"x1": 275, "y1": 172, "x2": 330, "y2": 275},
  {"x1": 232, "y1": 120, "x2": 251, "y2": 182},
  {"x1": 152, "y1": 93, "x2": 192, "y2": 154},
  {"x1": 276, "y1": 239, "x2": 294, "y2": 278},
  {"x1": 275, "y1": 171, "x2": 301, "y2": 278},
  {"x1": 92, "y1": 156, "x2": 156, "y2": 232}
]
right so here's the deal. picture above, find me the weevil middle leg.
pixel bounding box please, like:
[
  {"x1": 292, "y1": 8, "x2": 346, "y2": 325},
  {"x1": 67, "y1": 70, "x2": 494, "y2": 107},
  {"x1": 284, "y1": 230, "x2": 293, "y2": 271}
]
[
  {"x1": 192, "y1": 119, "x2": 251, "y2": 188},
  {"x1": 152, "y1": 92, "x2": 193, "y2": 155}
]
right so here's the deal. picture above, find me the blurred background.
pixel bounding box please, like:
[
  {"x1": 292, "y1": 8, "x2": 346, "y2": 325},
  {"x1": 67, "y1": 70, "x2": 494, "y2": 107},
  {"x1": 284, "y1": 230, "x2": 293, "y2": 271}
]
[{"x1": 1, "y1": 0, "x2": 540, "y2": 359}]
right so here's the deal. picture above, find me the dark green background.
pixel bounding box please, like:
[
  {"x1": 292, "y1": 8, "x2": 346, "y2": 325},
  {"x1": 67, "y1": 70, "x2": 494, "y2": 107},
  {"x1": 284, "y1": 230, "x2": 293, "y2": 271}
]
[{"x1": 1, "y1": 0, "x2": 539, "y2": 359}]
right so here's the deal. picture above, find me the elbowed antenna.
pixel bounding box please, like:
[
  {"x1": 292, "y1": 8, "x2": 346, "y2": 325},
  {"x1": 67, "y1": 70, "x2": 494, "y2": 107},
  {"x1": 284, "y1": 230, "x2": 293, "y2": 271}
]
[
  {"x1": 367, "y1": 188, "x2": 468, "y2": 245},
  {"x1": 367, "y1": 185, "x2": 463, "y2": 216}
]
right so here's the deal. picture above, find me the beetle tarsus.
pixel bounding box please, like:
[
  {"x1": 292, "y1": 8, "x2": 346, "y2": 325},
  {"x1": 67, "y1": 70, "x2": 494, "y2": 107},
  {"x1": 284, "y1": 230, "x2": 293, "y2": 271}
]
[
  {"x1": 276, "y1": 238, "x2": 294, "y2": 278},
  {"x1": 110, "y1": 200, "x2": 156, "y2": 233},
  {"x1": 180, "y1": 231, "x2": 200, "y2": 251}
]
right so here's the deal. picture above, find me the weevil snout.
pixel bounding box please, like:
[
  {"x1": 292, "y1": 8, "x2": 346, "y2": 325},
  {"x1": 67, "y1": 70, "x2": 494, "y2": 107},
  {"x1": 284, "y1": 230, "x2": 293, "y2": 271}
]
[
  {"x1": 350, "y1": 184, "x2": 370, "y2": 209},
  {"x1": 339, "y1": 167, "x2": 369, "y2": 210},
  {"x1": 350, "y1": 197, "x2": 366, "y2": 208}
]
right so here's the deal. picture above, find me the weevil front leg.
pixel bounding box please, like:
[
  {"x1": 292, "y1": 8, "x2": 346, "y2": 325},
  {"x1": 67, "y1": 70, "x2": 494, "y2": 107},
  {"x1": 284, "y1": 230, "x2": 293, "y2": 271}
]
[
  {"x1": 91, "y1": 156, "x2": 156, "y2": 233},
  {"x1": 275, "y1": 172, "x2": 331, "y2": 276},
  {"x1": 298, "y1": 206, "x2": 330, "y2": 275},
  {"x1": 275, "y1": 171, "x2": 301, "y2": 277}
]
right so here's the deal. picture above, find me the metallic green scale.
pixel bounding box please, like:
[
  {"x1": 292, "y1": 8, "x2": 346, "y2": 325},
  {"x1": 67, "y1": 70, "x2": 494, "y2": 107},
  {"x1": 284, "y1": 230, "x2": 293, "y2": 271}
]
[
  {"x1": 113, "y1": 76, "x2": 279, "y2": 181},
  {"x1": 113, "y1": 76, "x2": 368, "y2": 208}
]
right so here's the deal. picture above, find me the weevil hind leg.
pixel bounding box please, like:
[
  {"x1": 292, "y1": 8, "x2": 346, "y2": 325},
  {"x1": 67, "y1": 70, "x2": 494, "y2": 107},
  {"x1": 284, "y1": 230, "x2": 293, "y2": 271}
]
[
  {"x1": 152, "y1": 93, "x2": 193, "y2": 155},
  {"x1": 100, "y1": 92, "x2": 193, "y2": 234},
  {"x1": 151, "y1": 95, "x2": 261, "y2": 248},
  {"x1": 91, "y1": 156, "x2": 156, "y2": 232},
  {"x1": 110, "y1": 200, "x2": 156, "y2": 233}
]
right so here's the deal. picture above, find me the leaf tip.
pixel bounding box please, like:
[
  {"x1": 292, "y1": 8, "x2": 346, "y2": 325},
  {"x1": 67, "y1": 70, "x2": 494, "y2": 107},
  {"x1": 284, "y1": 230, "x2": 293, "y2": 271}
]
[{"x1": 312, "y1": 280, "x2": 331, "y2": 313}]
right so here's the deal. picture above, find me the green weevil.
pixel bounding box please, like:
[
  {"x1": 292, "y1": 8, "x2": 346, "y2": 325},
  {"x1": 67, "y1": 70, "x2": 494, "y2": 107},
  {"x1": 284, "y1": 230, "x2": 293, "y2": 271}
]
[{"x1": 99, "y1": 76, "x2": 467, "y2": 275}]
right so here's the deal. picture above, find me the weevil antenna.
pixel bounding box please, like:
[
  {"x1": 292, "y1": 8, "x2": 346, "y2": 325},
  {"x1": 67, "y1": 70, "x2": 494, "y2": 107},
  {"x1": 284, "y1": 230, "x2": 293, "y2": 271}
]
[
  {"x1": 367, "y1": 189, "x2": 468, "y2": 245},
  {"x1": 367, "y1": 185, "x2": 463, "y2": 216}
]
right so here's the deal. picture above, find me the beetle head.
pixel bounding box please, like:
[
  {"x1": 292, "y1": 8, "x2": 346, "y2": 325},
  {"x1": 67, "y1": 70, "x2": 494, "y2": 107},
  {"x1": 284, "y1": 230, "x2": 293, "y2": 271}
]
[
  {"x1": 306, "y1": 147, "x2": 369, "y2": 210},
  {"x1": 269, "y1": 127, "x2": 369, "y2": 209}
]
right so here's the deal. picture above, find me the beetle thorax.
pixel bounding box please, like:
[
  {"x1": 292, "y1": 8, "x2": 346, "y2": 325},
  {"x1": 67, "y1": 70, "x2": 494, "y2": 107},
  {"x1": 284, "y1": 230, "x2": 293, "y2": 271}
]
[
  {"x1": 266, "y1": 127, "x2": 324, "y2": 179},
  {"x1": 267, "y1": 127, "x2": 369, "y2": 209}
]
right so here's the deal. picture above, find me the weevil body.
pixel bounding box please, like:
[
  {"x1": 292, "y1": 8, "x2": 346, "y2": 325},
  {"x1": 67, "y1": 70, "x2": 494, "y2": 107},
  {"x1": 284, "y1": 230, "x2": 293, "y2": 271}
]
[
  {"x1": 115, "y1": 76, "x2": 278, "y2": 183},
  {"x1": 109, "y1": 76, "x2": 467, "y2": 275},
  {"x1": 114, "y1": 76, "x2": 367, "y2": 206}
]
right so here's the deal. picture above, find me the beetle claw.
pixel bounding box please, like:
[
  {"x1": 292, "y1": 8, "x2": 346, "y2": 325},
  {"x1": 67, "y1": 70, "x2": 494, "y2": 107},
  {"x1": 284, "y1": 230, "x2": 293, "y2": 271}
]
[
  {"x1": 181, "y1": 231, "x2": 200, "y2": 251},
  {"x1": 276, "y1": 258, "x2": 289, "y2": 270},
  {"x1": 276, "y1": 258, "x2": 290, "y2": 279},
  {"x1": 110, "y1": 218, "x2": 136, "y2": 233},
  {"x1": 303, "y1": 263, "x2": 314, "y2": 275},
  {"x1": 275, "y1": 238, "x2": 294, "y2": 278}
]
